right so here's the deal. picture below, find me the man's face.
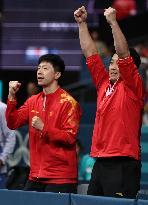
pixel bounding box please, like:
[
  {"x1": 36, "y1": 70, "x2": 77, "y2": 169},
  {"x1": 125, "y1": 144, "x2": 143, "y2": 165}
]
[
  {"x1": 109, "y1": 54, "x2": 120, "y2": 83},
  {"x1": 37, "y1": 61, "x2": 60, "y2": 87}
]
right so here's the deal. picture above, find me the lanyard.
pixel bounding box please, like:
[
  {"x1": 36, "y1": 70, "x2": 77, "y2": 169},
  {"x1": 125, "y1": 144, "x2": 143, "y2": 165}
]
[{"x1": 105, "y1": 80, "x2": 118, "y2": 97}]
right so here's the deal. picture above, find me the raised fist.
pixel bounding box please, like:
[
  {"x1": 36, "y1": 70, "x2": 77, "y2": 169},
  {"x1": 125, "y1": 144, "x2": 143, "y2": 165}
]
[
  {"x1": 104, "y1": 7, "x2": 117, "y2": 25},
  {"x1": 32, "y1": 116, "x2": 44, "y2": 131},
  {"x1": 9, "y1": 81, "x2": 21, "y2": 98},
  {"x1": 74, "y1": 6, "x2": 87, "y2": 24}
]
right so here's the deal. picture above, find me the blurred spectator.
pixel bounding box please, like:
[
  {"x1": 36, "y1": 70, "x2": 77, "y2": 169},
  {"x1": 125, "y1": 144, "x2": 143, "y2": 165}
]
[
  {"x1": 90, "y1": 29, "x2": 110, "y2": 59},
  {"x1": 113, "y1": 0, "x2": 137, "y2": 20},
  {"x1": 135, "y1": 42, "x2": 148, "y2": 58},
  {"x1": 90, "y1": 29, "x2": 111, "y2": 68},
  {"x1": 76, "y1": 139, "x2": 96, "y2": 181},
  {"x1": 134, "y1": 41, "x2": 148, "y2": 92},
  {"x1": 0, "y1": 101, "x2": 16, "y2": 188},
  {"x1": 128, "y1": 41, "x2": 148, "y2": 126},
  {"x1": 143, "y1": 101, "x2": 148, "y2": 125},
  {"x1": 6, "y1": 166, "x2": 30, "y2": 190},
  {"x1": 0, "y1": 0, "x2": 3, "y2": 20},
  {"x1": 26, "y1": 81, "x2": 40, "y2": 98},
  {"x1": 79, "y1": 154, "x2": 96, "y2": 181},
  {"x1": 80, "y1": 29, "x2": 111, "y2": 81}
]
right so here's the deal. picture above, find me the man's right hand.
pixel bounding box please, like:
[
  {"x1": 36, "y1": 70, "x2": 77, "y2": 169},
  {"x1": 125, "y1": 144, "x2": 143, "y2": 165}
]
[
  {"x1": 104, "y1": 7, "x2": 117, "y2": 26},
  {"x1": 8, "y1": 81, "x2": 21, "y2": 100},
  {"x1": 74, "y1": 6, "x2": 87, "y2": 24}
]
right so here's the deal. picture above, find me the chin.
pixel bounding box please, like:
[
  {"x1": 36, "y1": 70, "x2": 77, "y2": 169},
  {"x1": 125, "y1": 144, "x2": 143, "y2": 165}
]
[
  {"x1": 110, "y1": 78, "x2": 118, "y2": 83},
  {"x1": 38, "y1": 82, "x2": 44, "y2": 86}
]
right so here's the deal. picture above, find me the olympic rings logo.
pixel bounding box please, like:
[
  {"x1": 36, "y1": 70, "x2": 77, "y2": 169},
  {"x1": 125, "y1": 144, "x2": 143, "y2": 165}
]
[{"x1": 7, "y1": 130, "x2": 30, "y2": 167}]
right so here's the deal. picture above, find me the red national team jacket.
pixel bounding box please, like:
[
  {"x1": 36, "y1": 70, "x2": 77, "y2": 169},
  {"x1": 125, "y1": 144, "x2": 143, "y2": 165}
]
[
  {"x1": 86, "y1": 54, "x2": 146, "y2": 160},
  {"x1": 6, "y1": 87, "x2": 82, "y2": 182}
]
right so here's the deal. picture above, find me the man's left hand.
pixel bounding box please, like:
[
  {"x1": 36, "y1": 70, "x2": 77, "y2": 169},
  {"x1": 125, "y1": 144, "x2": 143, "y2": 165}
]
[{"x1": 32, "y1": 116, "x2": 44, "y2": 131}]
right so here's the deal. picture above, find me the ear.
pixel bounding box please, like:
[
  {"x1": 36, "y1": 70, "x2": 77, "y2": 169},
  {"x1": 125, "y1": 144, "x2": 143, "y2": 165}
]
[{"x1": 55, "y1": 72, "x2": 61, "y2": 80}]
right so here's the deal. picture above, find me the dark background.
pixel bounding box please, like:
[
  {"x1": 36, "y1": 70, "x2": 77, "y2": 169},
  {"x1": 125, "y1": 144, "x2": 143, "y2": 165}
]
[{"x1": 0, "y1": 0, "x2": 147, "y2": 104}]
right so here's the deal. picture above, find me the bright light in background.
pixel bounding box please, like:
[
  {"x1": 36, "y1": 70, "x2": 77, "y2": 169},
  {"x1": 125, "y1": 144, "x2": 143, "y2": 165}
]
[
  {"x1": 25, "y1": 46, "x2": 48, "y2": 60},
  {"x1": 40, "y1": 22, "x2": 78, "y2": 31}
]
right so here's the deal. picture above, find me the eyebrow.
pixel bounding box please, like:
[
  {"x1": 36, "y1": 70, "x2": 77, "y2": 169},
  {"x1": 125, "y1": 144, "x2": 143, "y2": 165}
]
[{"x1": 37, "y1": 65, "x2": 47, "y2": 68}]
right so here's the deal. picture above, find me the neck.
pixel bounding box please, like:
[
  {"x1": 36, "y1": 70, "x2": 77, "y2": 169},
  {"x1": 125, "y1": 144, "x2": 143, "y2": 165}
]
[
  {"x1": 43, "y1": 82, "x2": 59, "y2": 95},
  {"x1": 110, "y1": 78, "x2": 119, "y2": 85}
]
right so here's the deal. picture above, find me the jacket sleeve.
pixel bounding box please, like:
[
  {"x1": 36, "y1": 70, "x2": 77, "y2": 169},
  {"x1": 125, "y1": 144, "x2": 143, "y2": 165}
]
[
  {"x1": 6, "y1": 99, "x2": 29, "y2": 130},
  {"x1": 117, "y1": 56, "x2": 146, "y2": 102},
  {"x1": 86, "y1": 54, "x2": 108, "y2": 88},
  {"x1": 41, "y1": 102, "x2": 82, "y2": 146}
]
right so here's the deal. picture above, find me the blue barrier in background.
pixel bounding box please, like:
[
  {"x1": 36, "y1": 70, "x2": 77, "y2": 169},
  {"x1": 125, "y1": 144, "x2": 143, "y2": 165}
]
[
  {"x1": 71, "y1": 194, "x2": 135, "y2": 205},
  {"x1": 137, "y1": 199, "x2": 148, "y2": 205},
  {"x1": 0, "y1": 189, "x2": 70, "y2": 205},
  {"x1": 141, "y1": 126, "x2": 148, "y2": 188},
  {"x1": 0, "y1": 190, "x2": 148, "y2": 205}
]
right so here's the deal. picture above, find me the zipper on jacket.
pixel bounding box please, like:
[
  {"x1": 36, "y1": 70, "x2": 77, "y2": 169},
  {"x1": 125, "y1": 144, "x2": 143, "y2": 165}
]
[
  {"x1": 37, "y1": 94, "x2": 47, "y2": 177},
  {"x1": 43, "y1": 95, "x2": 46, "y2": 111},
  {"x1": 37, "y1": 154, "x2": 42, "y2": 178},
  {"x1": 37, "y1": 167, "x2": 42, "y2": 178}
]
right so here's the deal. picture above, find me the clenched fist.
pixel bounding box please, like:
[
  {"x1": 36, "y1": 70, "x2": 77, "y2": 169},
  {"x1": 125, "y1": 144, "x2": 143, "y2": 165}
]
[
  {"x1": 104, "y1": 7, "x2": 117, "y2": 26},
  {"x1": 8, "y1": 81, "x2": 21, "y2": 100},
  {"x1": 32, "y1": 116, "x2": 44, "y2": 131},
  {"x1": 74, "y1": 6, "x2": 87, "y2": 24}
]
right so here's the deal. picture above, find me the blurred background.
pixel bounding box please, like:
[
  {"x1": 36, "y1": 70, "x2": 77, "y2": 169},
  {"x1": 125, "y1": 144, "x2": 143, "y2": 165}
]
[{"x1": 0, "y1": 0, "x2": 148, "y2": 191}]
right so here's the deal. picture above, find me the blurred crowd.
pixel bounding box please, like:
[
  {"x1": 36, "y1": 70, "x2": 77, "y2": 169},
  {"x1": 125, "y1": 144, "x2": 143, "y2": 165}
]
[{"x1": 132, "y1": 40, "x2": 148, "y2": 125}]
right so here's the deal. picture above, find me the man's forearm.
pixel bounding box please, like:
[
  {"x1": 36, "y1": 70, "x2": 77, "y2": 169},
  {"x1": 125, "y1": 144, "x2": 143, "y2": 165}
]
[
  {"x1": 78, "y1": 22, "x2": 98, "y2": 58},
  {"x1": 8, "y1": 94, "x2": 15, "y2": 101},
  {"x1": 111, "y1": 21, "x2": 129, "y2": 58},
  {"x1": 8, "y1": 95, "x2": 15, "y2": 101}
]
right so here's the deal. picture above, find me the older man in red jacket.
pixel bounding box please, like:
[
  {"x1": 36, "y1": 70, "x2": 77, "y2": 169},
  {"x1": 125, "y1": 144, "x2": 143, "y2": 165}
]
[
  {"x1": 74, "y1": 6, "x2": 146, "y2": 198},
  {"x1": 6, "y1": 54, "x2": 82, "y2": 193}
]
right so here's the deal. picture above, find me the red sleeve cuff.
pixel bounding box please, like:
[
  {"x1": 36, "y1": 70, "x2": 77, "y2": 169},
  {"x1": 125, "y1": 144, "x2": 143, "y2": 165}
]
[
  {"x1": 117, "y1": 56, "x2": 134, "y2": 66},
  {"x1": 7, "y1": 99, "x2": 17, "y2": 105},
  {"x1": 86, "y1": 54, "x2": 101, "y2": 65},
  {"x1": 40, "y1": 124, "x2": 56, "y2": 138}
]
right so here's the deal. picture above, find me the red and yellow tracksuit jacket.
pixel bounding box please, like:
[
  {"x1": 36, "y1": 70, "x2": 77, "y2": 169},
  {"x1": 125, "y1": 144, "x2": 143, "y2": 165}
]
[{"x1": 6, "y1": 87, "x2": 82, "y2": 183}]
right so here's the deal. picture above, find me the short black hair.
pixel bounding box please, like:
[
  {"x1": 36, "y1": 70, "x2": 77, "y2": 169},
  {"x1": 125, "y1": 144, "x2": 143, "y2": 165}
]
[
  {"x1": 111, "y1": 47, "x2": 141, "y2": 69},
  {"x1": 38, "y1": 54, "x2": 65, "y2": 75},
  {"x1": 129, "y1": 48, "x2": 141, "y2": 68}
]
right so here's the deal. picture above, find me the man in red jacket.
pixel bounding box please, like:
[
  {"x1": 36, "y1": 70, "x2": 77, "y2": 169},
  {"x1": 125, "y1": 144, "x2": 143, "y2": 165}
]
[
  {"x1": 74, "y1": 6, "x2": 146, "y2": 198},
  {"x1": 6, "y1": 54, "x2": 82, "y2": 193}
]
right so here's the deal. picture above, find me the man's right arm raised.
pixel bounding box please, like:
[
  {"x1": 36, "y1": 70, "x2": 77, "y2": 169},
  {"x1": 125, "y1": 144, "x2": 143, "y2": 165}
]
[
  {"x1": 74, "y1": 6, "x2": 97, "y2": 58},
  {"x1": 6, "y1": 81, "x2": 28, "y2": 129},
  {"x1": 74, "y1": 6, "x2": 107, "y2": 87}
]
